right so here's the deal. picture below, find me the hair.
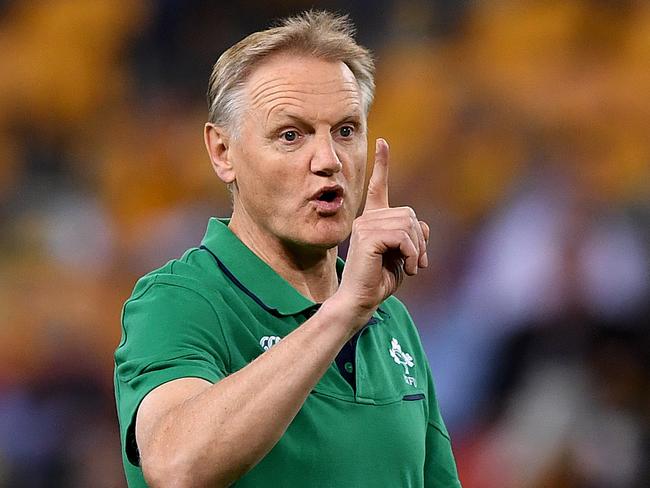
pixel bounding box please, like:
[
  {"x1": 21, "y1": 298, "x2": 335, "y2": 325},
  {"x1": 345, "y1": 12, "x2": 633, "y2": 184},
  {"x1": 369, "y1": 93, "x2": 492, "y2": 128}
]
[{"x1": 206, "y1": 10, "x2": 375, "y2": 132}]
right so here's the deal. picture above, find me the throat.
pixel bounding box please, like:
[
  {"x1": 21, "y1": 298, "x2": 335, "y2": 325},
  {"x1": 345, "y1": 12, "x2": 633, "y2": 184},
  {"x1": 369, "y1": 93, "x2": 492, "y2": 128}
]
[
  {"x1": 296, "y1": 265, "x2": 340, "y2": 303},
  {"x1": 279, "y1": 249, "x2": 340, "y2": 303},
  {"x1": 228, "y1": 212, "x2": 339, "y2": 302}
]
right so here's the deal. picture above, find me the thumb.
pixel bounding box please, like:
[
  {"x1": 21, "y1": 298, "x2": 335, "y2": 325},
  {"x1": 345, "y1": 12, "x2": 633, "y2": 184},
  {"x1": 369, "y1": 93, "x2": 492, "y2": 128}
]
[{"x1": 364, "y1": 138, "x2": 390, "y2": 212}]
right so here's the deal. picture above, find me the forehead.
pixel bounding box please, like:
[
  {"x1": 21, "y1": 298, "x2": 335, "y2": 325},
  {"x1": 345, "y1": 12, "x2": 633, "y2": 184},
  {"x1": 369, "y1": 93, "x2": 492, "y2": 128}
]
[{"x1": 243, "y1": 54, "x2": 363, "y2": 121}]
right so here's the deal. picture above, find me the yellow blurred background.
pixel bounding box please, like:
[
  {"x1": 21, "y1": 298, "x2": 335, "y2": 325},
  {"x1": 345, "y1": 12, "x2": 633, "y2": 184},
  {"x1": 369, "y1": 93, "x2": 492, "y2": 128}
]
[{"x1": 1, "y1": 1, "x2": 649, "y2": 486}]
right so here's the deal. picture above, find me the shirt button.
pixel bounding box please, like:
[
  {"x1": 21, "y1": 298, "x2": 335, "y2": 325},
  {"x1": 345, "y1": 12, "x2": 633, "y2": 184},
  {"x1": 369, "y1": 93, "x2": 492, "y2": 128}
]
[{"x1": 344, "y1": 362, "x2": 354, "y2": 373}]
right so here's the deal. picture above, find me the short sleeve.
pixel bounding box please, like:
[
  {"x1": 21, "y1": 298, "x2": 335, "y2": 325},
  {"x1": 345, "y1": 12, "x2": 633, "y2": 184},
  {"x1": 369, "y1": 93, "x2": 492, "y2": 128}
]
[
  {"x1": 424, "y1": 361, "x2": 462, "y2": 487},
  {"x1": 114, "y1": 279, "x2": 230, "y2": 466}
]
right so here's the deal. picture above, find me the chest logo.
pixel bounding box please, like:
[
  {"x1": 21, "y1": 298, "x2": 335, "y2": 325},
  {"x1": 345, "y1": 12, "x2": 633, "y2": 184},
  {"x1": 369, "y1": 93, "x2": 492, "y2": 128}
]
[
  {"x1": 260, "y1": 335, "x2": 282, "y2": 351},
  {"x1": 389, "y1": 338, "x2": 417, "y2": 387}
]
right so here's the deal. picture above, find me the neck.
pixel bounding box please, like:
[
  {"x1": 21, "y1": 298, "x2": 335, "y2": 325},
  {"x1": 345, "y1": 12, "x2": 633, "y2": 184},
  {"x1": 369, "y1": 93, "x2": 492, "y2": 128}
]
[{"x1": 228, "y1": 211, "x2": 339, "y2": 304}]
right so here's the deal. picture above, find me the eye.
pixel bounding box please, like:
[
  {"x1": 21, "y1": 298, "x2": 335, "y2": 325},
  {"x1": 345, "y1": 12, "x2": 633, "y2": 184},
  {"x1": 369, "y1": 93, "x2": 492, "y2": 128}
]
[
  {"x1": 281, "y1": 130, "x2": 299, "y2": 142},
  {"x1": 338, "y1": 125, "x2": 354, "y2": 138}
]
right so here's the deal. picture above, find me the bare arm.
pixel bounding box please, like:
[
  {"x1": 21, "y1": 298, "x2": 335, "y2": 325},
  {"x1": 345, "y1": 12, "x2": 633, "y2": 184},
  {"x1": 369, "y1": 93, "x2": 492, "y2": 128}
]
[
  {"x1": 136, "y1": 139, "x2": 429, "y2": 488},
  {"x1": 138, "y1": 295, "x2": 363, "y2": 488}
]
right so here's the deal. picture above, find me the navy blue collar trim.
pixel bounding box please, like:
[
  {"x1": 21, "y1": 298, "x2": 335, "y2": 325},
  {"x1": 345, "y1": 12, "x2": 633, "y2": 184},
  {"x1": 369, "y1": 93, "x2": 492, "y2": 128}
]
[
  {"x1": 200, "y1": 245, "x2": 281, "y2": 316},
  {"x1": 200, "y1": 244, "x2": 389, "y2": 320}
]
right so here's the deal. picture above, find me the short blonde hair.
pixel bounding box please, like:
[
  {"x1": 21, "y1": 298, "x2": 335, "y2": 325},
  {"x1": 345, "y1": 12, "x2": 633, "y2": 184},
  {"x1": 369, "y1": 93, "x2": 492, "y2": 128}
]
[{"x1": 207, "y1": 10, "x2": 375, "y2": 131}]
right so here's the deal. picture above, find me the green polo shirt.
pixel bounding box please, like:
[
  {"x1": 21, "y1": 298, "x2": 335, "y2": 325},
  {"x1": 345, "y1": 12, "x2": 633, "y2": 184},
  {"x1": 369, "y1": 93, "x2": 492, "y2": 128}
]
[{"x1": 114, "y1": 218, "x2": 460, "y2": 487}]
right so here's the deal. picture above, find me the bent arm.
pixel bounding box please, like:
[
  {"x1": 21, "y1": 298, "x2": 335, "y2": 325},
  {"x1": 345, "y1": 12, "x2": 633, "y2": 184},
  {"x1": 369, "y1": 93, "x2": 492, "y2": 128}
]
[
  {"x1": 137, "y1": 139, "x2": 428, "y2": 487},
  {"x1": 136, "y1": 295, "x2": 363, "y2": 488}
]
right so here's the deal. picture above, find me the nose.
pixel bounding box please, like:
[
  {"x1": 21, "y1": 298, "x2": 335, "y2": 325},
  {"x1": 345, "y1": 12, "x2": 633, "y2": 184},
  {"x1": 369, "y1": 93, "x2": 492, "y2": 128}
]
[{"x1": 310, "y1": 134, "x2": 342, "y2": 176}]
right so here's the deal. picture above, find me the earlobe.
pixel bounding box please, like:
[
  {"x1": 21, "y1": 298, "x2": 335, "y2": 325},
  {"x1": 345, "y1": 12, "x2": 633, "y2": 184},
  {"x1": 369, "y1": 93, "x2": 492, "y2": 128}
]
[{"x1": 204, "y1": 123, "x2": 236, "y2": 184}]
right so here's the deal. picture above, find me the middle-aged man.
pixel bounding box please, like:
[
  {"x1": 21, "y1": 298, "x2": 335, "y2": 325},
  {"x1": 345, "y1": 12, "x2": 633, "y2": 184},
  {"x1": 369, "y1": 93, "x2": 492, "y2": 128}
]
[{"x1": 115, "y1": 10, "x2": 461, "y2": 488}]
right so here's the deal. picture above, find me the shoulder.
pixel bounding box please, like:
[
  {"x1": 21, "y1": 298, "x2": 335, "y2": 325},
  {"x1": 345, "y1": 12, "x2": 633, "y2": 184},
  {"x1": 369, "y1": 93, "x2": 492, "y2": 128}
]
[
  {"x1": 116, "y1": 246, "x2": 233, "y2": 378},
  {"x1": 381, "y1": 294, "x2": 412, "y2": 316},
  {"x1": 119, "y1": 246, "x2": 236, "y2": 348},
  {"x1": 128, "y1": 247, "x2": 220, "y2": 300},
  {"x1": 380, "y1": 295, "x2": 417, "y2": 332},
  {"x1": 123, "y1": 244, "x2": 242, "y2": 318}
]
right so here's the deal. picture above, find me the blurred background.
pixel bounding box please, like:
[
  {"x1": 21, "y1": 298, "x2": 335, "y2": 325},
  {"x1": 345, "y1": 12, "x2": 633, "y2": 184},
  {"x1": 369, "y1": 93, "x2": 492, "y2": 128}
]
[{"x1": 1, "y1": 0, "x2": 649, "y2": 486}]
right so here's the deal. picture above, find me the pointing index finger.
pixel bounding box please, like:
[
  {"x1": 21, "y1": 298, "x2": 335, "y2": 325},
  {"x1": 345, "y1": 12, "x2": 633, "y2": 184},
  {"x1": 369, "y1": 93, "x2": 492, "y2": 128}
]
[{"x1": 364, "y1": 138, "x2": 390, "y2": 212}]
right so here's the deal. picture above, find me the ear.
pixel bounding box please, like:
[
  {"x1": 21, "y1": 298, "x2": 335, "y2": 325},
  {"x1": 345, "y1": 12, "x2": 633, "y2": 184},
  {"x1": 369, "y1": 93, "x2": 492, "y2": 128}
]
[{"x1": 204, "y1": 123, "x2": 236, "y2": 184}]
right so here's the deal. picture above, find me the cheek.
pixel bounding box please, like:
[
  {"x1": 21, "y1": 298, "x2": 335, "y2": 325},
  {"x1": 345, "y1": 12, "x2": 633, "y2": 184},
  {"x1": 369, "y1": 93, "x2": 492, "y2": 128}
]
[
  {"x1": 237, "y1": 147, "x2": 284, "y2": 193},
  {"x1": 348, "y1": 153, "x2": 367, "y2": 192},
  {"x1": 248, "y1": 163, "x2": 298, "y2": 210}
]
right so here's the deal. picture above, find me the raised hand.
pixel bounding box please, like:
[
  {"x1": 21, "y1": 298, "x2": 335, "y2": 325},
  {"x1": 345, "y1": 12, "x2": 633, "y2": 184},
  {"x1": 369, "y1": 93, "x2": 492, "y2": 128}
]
[{"x1": 335, "y1": 138, "x2": 429, "y2": 327}]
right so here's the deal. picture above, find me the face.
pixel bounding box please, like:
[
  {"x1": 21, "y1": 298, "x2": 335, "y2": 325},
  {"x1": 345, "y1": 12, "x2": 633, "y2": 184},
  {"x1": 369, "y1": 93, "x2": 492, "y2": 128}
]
[{"x1": 224, "y1": 54, "x2": 368, "y2": 251}]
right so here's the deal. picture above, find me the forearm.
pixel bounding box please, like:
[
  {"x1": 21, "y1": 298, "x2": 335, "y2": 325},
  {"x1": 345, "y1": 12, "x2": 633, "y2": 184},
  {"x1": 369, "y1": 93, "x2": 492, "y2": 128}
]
[{"x1": 141, "y1": 295, "x2": 368, "y2": 488}]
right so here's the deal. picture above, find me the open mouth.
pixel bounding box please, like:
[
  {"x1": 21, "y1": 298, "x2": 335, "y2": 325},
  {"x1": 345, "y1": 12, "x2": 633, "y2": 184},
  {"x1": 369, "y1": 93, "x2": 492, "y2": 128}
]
[
  {"x1": 313, "y1": 186, "x2": 344, "y2": 202},
  {"x1": 311, "y1": 185, "x2": 344, "y2": 214},
  {"x1": 318, "y1": 190, "x2": 339, "y2": 203}
]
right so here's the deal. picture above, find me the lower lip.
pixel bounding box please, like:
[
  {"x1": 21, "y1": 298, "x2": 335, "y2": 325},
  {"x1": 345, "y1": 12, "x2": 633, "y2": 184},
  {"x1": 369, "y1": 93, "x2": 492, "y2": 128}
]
[{"x1": 311, "y1": 195, "x2": 344, "y2": 215}]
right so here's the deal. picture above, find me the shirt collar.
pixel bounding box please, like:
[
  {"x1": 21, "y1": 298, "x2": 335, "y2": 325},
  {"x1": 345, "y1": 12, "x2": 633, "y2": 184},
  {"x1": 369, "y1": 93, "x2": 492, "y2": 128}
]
[
  {"x1": 200, "y1": 218, "x2": 386, "y2": 321},
  {"x1": 200, "y1": 218, "x2": 331, "y2": 315}
]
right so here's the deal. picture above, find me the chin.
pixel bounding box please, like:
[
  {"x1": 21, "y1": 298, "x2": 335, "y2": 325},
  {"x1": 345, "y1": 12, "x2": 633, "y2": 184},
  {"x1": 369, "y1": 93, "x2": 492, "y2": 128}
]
[
  {"x1": 309, "y1": 237, "x2": 342, "y2": 250},
  {"x1": 306, "y1": 220, "x2": 350, "y2": 249}
]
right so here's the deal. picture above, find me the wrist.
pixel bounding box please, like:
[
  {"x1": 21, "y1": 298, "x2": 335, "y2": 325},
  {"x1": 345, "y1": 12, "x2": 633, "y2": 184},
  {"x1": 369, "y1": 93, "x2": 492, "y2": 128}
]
[{"x1": 321, "y1": 292, "x2": 376, "y2": 336}]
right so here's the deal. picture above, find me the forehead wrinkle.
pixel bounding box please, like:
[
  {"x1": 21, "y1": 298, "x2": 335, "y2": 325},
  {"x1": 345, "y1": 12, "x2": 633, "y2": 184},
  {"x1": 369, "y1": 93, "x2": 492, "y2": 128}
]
[
  {"x1": 249, "y1": 76, "x2": 361, "y2": 108},
  {"x1": 259, "y1": 90, "x2": 362, "y2": 113},
  {"x1": 252, "y1": 87, "x2": 361, "y2": 112},
  {"x1": 250, "y1": 76, "x2": 345, "y2": 98},
  {"x1": 259, "y1": 96, "x2": 307, "y2": 117},
  {"x1": 263, "y1": 100, "x2": 305, "y2": 126},
  {"x1": 263, "y1": 92, "x2": 362, "y2": 128}
]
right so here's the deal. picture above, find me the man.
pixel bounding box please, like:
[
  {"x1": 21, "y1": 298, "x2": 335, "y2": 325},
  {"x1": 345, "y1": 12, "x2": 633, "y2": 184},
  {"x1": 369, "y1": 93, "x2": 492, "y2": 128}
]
[{"x1": 115, "y1": 10, "x2": 461, "y2": 488}]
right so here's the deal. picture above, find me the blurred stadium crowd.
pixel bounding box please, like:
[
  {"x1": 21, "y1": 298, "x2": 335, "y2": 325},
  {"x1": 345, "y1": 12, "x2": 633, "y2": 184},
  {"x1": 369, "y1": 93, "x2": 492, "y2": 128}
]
[{"x1": 1, "y1": 0, "x2": 649, "y2": 486}]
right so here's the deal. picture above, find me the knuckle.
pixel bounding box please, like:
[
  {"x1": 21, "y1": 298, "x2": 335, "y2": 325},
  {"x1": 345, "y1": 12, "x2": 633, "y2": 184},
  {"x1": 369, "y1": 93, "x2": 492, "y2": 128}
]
[
  {"x1": 399, "y1": 231, "x2": 415, "y2": 251},
  {"x1": 398, "y1": 206, "x2": 416, "y2": 218},
  {"x1": 354, "y1": 223, "x2": 375, "y2": 239},
  {"x1": 352, "y1": 217, "x2": 369, "y2": 231}
]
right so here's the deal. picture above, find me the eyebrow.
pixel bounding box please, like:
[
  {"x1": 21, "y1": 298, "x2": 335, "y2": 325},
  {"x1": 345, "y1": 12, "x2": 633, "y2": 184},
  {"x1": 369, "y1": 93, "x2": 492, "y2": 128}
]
[{"x1": 267, "y1": 110, "x2": 363, "y2": 130}]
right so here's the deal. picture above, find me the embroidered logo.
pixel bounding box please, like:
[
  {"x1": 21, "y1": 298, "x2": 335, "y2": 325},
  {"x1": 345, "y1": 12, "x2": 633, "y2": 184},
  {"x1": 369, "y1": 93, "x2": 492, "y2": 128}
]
[
  {"x1": 259, "y1": 335, "x2": 282, "y2": 351},
  {"x1": 389, "y1": 338, "x2": 416, "y2": 386}
]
